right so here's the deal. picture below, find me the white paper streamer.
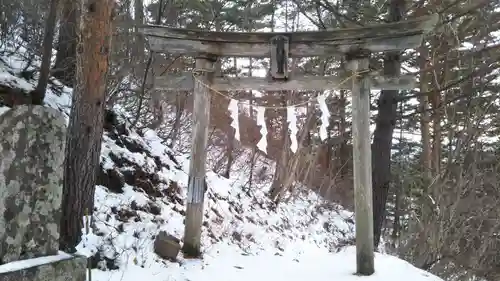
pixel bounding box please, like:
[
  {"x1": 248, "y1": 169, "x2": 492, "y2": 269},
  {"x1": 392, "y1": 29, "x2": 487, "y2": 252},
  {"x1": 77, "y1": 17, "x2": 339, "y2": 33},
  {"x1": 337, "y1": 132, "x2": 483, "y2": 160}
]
[
  {"x1": 256, "y1": 107, "x2": 268, "y2": 154},
  {"x1": 287, "y1": 106, "x2": 298, "y2": 153},
  {"x1": 317, "y1": 94, "x2": 330, "y2": 141},
  {"x1": 228, "y1": 99, "x2": 240, "y2": 141}
]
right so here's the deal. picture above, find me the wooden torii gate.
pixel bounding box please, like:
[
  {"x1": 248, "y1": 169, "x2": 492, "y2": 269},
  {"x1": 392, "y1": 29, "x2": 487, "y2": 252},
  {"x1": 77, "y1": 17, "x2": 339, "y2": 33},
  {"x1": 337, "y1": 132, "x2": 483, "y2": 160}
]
[{"x1": 139, "y1": 14, "x2": 437, "y2": 275}]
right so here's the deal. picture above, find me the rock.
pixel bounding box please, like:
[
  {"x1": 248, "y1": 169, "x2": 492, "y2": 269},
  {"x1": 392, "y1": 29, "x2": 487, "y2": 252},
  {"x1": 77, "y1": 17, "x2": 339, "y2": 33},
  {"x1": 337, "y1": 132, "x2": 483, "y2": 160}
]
[
  {"x1": 103, "y1": 109, "x2": 118, "y2": 131},
  {"x1": 0, "y1": 254, "x2": 87, "y2": 281},
  {"x1": 97, "y1": 167, "x2": 125, "y2": 193},
  {"x1": 147, "y1": 202, "x2": 162, "y2": 215},
  {"x1": 0, "y1": 86, "x2": 32, "y2": 107},
  {"x1": 0, "y1": 106, "x2": 66, "y2": 264},
  {"x1": 153, "y1": 231, "x2": 181, "y2": 261}
]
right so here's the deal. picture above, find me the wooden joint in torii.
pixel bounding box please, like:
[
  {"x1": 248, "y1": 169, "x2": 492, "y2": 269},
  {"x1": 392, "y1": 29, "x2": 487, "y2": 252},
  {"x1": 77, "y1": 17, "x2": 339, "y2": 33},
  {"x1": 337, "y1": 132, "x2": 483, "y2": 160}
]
[{"x1": 270, "y1": 34, "x2": 289, "y2": 80}]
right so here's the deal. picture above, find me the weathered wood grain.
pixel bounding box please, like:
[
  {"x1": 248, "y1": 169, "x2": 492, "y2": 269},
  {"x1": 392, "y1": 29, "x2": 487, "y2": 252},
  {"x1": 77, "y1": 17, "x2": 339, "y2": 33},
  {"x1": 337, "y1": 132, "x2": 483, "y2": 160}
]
[
  {"x1": 182, "y1": 58, "x2": 213, "y2": 257},
  {"x1": 140, "y1": 14, "x2": 437, "y2": 43},
  {"x1": 270, "y1": 35, "x2": 289, "y2": 79},
  {"x1": 145, "y1": 33, "x2": 424, "y2": 57},
  {"x1": 139, "y1": 14, "x2": 438, "y2": 57},
  {"x1": 154, "y1": 72, "x2": 416, "y2": 91},
  {"x1": 349, "y1": 58, "x2": 375, "y2": 275}
]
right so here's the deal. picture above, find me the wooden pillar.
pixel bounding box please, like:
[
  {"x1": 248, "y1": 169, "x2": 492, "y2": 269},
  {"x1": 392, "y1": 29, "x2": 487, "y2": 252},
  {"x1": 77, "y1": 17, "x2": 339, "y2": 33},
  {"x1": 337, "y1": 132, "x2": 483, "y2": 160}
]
[
  {"x1": 182, "y1": 56, "x2": 215, "y2": 257},
  {"x1": 347, "y1": 51, "x2": 375, "y2": 275},
  {"x1": 269, "y1": 35, "x2": 289, "y2": 80}
]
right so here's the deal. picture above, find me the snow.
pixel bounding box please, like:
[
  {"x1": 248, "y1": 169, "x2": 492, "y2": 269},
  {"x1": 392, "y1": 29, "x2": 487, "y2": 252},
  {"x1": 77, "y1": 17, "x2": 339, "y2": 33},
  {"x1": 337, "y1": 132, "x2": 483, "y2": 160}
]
[
  {"x1": 0, "y1": 106, "x2": 9, "y2": 116},
  {"x1": 77, "y1": 215, "x2": 101, "y2": 258},
  {"x1": 0, "y1": 43, "x2": 444, "y2": 281},
  {"x1": 91, "y1": 245, "x2": 442, "y2": 281},
  {"x1": 0, "y1": 252, "x2": 74, "y2": 273}
]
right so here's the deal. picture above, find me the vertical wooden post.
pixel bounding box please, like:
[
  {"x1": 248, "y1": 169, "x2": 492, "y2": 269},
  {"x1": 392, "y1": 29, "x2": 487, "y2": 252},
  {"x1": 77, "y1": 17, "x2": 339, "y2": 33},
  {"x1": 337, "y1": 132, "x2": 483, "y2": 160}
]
[
  {"x1": 347, "y1": 52, "x2": 375, "y2": 275},
  {"x1": 269, "y1": 35, "x2": 289, "y2": 80},
  {"x1": 182, "y1": 56, "x2": 215, "y2": 257}
]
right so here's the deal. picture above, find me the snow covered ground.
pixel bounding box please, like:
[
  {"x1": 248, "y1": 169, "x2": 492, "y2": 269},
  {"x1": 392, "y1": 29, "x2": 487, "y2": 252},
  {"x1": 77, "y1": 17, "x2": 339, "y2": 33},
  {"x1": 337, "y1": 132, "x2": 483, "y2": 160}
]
[
  {"x1": 91, "y1": 245, "x2": 443, "y2": 281},
  {"x1": 0, "y1": 46, "x2": 444, "y2": 281}
]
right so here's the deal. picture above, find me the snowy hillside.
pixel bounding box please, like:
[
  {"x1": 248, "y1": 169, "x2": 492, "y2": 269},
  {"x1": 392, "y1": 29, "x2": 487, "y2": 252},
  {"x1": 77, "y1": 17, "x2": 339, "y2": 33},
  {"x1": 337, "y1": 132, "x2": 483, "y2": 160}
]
[{"x1": 0, "y1": 47, "x2": 444, "y2": 281}]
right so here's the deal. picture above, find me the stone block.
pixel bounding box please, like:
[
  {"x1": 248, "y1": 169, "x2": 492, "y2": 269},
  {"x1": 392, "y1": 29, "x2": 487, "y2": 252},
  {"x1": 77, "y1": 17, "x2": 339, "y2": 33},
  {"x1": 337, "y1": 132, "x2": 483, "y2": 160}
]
[
  {"x1": 0, "y1": 105, "x2": 67, "y2": 263},
  {"x1": 154, "y1": 231, "x2": 181, "y2": 261}
]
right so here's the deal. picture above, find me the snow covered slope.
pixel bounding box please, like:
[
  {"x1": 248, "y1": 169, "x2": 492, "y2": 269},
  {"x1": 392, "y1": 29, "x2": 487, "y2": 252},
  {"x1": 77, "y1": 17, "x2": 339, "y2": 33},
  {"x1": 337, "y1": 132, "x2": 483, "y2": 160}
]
[{"x1": 0, "y1": 47, "x2": 444, "y2": 281}]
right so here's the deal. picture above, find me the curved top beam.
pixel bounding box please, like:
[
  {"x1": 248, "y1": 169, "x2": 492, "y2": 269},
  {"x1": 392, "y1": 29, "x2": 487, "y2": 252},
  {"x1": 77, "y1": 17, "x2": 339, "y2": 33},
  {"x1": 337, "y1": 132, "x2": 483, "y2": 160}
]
[
  {"x1": 139, "y1": 14, "x2": 438, "y2": 57},
  {"x1": 140, "y1": 14, "x2": 437, "y2": 43}
]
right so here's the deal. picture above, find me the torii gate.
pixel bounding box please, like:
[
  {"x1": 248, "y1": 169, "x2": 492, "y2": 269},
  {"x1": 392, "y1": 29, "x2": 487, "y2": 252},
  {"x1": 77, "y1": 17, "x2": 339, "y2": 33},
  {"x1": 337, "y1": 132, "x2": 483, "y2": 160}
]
[{"x1": 139, "y1": 14, "x2": 437, "y2": 275}]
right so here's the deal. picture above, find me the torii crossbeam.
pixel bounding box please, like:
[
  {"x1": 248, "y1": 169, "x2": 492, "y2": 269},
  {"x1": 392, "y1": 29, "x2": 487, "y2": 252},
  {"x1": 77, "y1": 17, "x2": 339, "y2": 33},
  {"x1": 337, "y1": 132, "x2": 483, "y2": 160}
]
[
  {"x1": 140, "y1": 15, "x2": 437, "y2": 57},
  {"x1": 139, "y1": 13, "x2": 438, "y2": 274}
]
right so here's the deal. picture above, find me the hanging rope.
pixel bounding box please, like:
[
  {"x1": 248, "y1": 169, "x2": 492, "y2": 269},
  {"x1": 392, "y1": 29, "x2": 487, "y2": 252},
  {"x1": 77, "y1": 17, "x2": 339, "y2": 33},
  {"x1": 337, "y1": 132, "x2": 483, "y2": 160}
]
[
  {"x1": 185, "y1": 0, "x2": 369, "y2": 110},
  {"x1": 189, "y1": 68, "x2": 369, "y2": 109}
]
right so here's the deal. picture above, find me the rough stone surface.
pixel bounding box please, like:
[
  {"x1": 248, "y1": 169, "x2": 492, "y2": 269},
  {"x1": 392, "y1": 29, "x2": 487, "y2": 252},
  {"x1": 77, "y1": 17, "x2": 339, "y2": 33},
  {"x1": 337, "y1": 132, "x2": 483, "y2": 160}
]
[
  {"x1": 0, "y1": 255, "x2": 87, "y2": 281},
  {"x1": 0, "y1": 105, "x2": 67, "y2": 264},
  {"x1": 154, "y1": 231, "x2": 181, "y2": 261}
]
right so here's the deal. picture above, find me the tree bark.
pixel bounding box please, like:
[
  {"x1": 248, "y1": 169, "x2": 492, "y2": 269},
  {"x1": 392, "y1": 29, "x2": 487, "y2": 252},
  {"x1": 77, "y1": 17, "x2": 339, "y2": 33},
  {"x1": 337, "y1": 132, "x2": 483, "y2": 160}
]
[
  {"x1": 53, "y1": 0, "x2": 78, "y2": 87},
  {"x1": 168, "y1": 94, "x2": 186, "y2": 149},
  {"x1": 391, "y1": 173, "x2": 402, "y2": 246},
  {"x1": 223, "y1": 132, "x2": 234, "y2": 179},
  {"x1": 268, "y1": 96, "x2": 289, "y2": 203},
  {"x1": 31, "y1": 0, "x2": 60, "y2": 105},
  {"x1": 430, "y1": 50, "x2": 442, "y2": 177},
  {"x1": 419, "y1": 42, "x2": 432, "y2": 181},
  {"x1": 133, "y1": 0, "x2": 144, "y2": 60},
  {"x1": 59, "y1": 0, "x2": 114, "y2": 252},
  {"x1": 247, "y1": 58, "x2": 256, "y2": 191},
  {"x1": 371, "y1": 0, "x2": 405, "y2": 248},
  {"x1": 338, "y1": 87, "x2": 349, "y2": 178}
]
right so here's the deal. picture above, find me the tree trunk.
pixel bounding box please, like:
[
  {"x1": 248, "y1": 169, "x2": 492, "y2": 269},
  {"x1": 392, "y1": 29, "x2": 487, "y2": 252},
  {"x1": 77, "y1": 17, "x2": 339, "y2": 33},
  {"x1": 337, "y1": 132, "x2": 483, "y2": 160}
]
[
  {"x1": 268, "y1": 96, "x2": 289, "y2": 203},
  {"x1": 419, "y1": 42, "x2": 432, "y2": 181},
  {"x1": 168, "y1": 94, "x2": 185, "y2": 149},
  {"x1": 338, "y1": 88, "x2": 349, "y2": 178},
  {"x1": 31, "y1": 0, "x2": 60, "y2": 105},
  {"x1": 53, "y1": 0, "x2": 78, "y2": 87},
  {"x1": 59, "y1": 0, "x2": 114, "y2": 252},
  {"x1": 223, "y1": 132, "x2": 234, "y2": 179},
  {"x1": 391, "y1": 173, "x2": 402, "y2": 247},
  {"x1": 247, "y1": 58, "x2": 256, "y2": 191},
  {"x1": 430, "y1": 66, "x2": 442, "y2": 176},
  {"x1": 371, "y1": 0, "x2": 405, "y2": 248},
  {"x1": 133, "y1": 0, "x2": 144, "y2": 60}
]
